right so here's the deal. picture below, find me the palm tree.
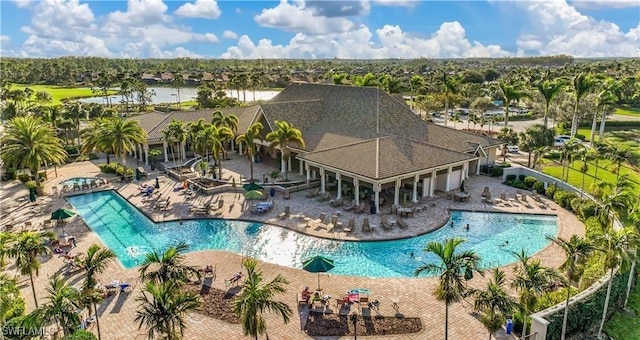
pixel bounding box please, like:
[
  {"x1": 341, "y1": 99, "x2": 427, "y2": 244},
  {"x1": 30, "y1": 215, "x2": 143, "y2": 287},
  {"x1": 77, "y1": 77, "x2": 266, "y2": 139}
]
[
  {"x1": 414, "y1": 238, "x2": 482, "y2": 340},
  {"x1": 236, "y1": 122, "x2": 264, "y2": 182},
  {"x1": 409, "y1": 75, "x2": 424, "y2": 111},
  {"x1": 135, "y1": 281, "x2": 201, "y2": 340},
  {"x1": 25, "y1": 273, "x2": 83, "y2": 337},
  {"x1": 592, "y1": 141, "x2": 610, "y2": 186},
  {"x1": 595, "y1": 185, "x2": 634, "y2": 231},
  {"x1": 559, "y1": 138, "x2": 583, "y2": 189},
  {"x1": 441, "y1": 72, "x2": 461, "y2": 127},
  {"x1": 6, "y1": 231, "x2": 55, "y2": 308},
  {"x1": 1, "y1": 116, "x2": 67, "y2": 187},
  {"x1": 608, "y1": 146, "x2": 632, "y2": 181},
  {"x1": 511, "y1": 250, "x2": 559, "y2": 340},
  {"x1": 211, "y1": 110, "x2": 239, "y2": 158},
  {"x1": 139, "y1": 242, "x2": 201, "y2": 285},
  {"x1": 469, "y1": 269, "x2": 516, "y2": 340},
  {"x1": 547, "y1": 235, "x2": 595, "y2": 340},
  {"x1": 81, "y1": 117, "x2": 114, "y2": 163},
  {"x1": 569, "y1": 73, "x2": 596, "y2": 137},
  {"x1": 265, "y1": 120, "x2": 306, "y2": 181},
  {"x1": 208, "y1": 125, "x2": 235, "y2": 180},
  {"x1": 596, "y1": 227, "x2": 638, "y2": 338},
  {"x1": 0, "y1": 273, "x2": 23, "y2": 338},
  {"x1": 535, "y1": 79, "x2": 566, "y2": 128},
  {"x1": 95, "y1": 116, "x2": 146, "y2": 173},
  {"x1": 233, "y1": 258, "x2": 292, "y2": 340},
  {"x1": 591, "y1": 80, "x2": 618, "y2": 145},
  {"x1": 78, "y1": 244, "x2": 115, "y2": 340},
  {"x1": 497, "y1": 82, "x2": 530, "y2": 128},
  {"x1": 575, "y1": 148, "x2": 595, "y2": 197},
  {"x1": 172, "y1": 74, "x2": 185, "y2": 109},
  {"x1": 162, "y1": 119, "x2": 187, "y2": 166},
  {"x1": 63, "y1": 102, "x2": 85, "y2": 146}
]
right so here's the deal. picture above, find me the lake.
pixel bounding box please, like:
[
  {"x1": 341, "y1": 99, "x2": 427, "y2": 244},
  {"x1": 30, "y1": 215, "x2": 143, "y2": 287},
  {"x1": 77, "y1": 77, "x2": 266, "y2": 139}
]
[{"x1": 78, "y1": 87, "x2": 280, "y2": 105}]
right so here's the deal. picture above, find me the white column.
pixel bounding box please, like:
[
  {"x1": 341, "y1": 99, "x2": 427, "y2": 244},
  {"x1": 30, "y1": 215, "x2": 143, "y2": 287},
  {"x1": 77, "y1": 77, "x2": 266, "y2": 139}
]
[
  {"x1": 460, "y1": 164, "x2": 466, "y2": 183},
  {"x1": 144, "y1": 144, "x2": 149, "y2": 165},
  {"x1": 287, "y1": 157, "x2": 292, "y2": 171},
  {"x1": 320, "y1": 168, "x2": 326, "y2": 193},
  {"x1": 133, "y1": 145, "x2": 138, "y2": 160},
  {"x1": 306, "y1": 165, "x2": 311, "y2": 182},
  {"x1": 230, "y1": 139, "x2": 235, "y2": 152},
  {"x1": 422, "y1": 177, "x2": 429, "y2": 198},
  {"x1": 280, "y1": 152, "x2": 286, "y2": 173},
  {"x1": 394, "y1": 178, "x2": 401, "y2": 206},
  {"x1": 374, "y1": 185, "x2": 380, "y2": 214},
  {"x1": 181, "y1": 143, "x2": 186, "y2": 160},
  {"x1": 412, "y1": 174, "x2": 419, "y2": 203},
  {"x1": 354, "y1": 178, "x2": 360, "y2": 205},
  {"x1": 163, "y1": 141, "x2": 169, "y2": 162},
  {"x1": 312, "y1": 170, "x2": 316, "y2": 178},
  {"x1": 336, "y1": 173, "x2": 342, "y2": 199},
  {"x1": 238, "y1": 142, "x2": 243, "y2": 155},
  {"x1": 430, "y1": 170, "x2": 436, "y2": 197},
  {"x1": 476, "y1": 160, "x2": 481, "y2": 175},
  {"x1": 445, "y1": 166, "x2": 452, "y2": 191},
  {"x1": 299, "y1": 159, "x2": 304, "y2": 175}
]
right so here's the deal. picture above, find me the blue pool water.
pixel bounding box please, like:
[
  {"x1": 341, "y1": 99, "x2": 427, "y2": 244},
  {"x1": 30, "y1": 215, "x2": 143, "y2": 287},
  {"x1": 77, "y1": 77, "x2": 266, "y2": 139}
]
[
  {"x1": 67, "y1": 191, "x2": 557, "y2": 277},
  {"x1": 60, "y1": 177, "x2": 95, "y2": 186}
]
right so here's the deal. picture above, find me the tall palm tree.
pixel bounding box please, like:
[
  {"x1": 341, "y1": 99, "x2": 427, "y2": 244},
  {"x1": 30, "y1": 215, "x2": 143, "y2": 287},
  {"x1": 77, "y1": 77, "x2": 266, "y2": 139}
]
[
  {"x1": 25, "y1": 274, "x2": 83, "y2": 337},
  {"x1": 414, "y1": 238, "x2": 482, "y2": 340},
  {"x1": 139, "y1": 242, "x2": 201, "y2": 285},
  {"x1": 208, "y1": 125, "x2": 235, "y2": 180},
  {"x1": 608, "y1": 146, "x2": 632, "y2": 181},
  {"x1": 6, "y1": 231, "x2": 55, "y2": 308},
  {"x1": 100, "y1": 116, "x2": 147, "y2": 172},
  {"x1": 591, "y1": 141, "x2": 610, "y2": 187},
  {"x1": 511, "y1": 250, "x2": 559, "y2": 340},
  {"x1": 441, "y1": 72, "x2": 461, "y2": 127},
  {"x1": 595, "y1": 185, "x2": 634, "y2": 231},
  {"x1": 211, "y1": 110, "x2": 239, "y2": 158},
  {"x1": 409, "y1": 75, "x2": 424, "y2": 111},
  {"x1": 1, "y1": 116, "x2": 67, "y2": 186},
  {"x1": 63, "y1": 102, "x2": 85, "y2": 146},
  {"x1": 591, "y1": 80, "x2": 618, "y2": 145},
  {"x1": 547, "y1": 235, "x2": 595, "y2": 340},
  {"x1": 535, "y1": 79, "x2": 566, "y2": 128},
  {"x1": 575, "y1": 148, "x2": 595, "y2": 197},
  {"x1": 172, "y1": 74, "x2": 185, "y2": 109},
  {"x1": 81, "y1": 117, "x2": 113, "y2": 163},
  {"x1": 162, "y1": 119, "x2": 187, "y2": 166},
  {"x1": 265, "y1": 120, "x2": 306, "y2": 181},
  {"x1": 469, "y1": 268, "x2": 516, "y2": 340},
  {"x1": 559, "y1": 138, "x2": 583, "y2": 190},
  {"x1": 595, "y1": 227, "x2": 638, "y2": 338},
  {"x1": 135, "y1": 281, "x2": 201, "y2": 340},
  {"x1": 236, "y1": 122, "x2": 264, "y2": 182},
  {"x1": 569, "y1": 73, "x2": 596, "y2": 138},
  {"x1": 233, "y1": 258, "x2": 292, "y2": 340},
  {"x1": 78, "y1": 244, "x2": 115, "y2": 340},
  {"x1": 497, "y1": 82, "x2": 530, "y2": 128}
]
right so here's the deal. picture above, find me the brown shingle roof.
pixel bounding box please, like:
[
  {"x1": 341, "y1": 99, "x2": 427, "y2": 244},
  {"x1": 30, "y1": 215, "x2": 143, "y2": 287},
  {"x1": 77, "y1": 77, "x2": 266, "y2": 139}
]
[{"x1": 300, "y1": 136, "x2": 475, "y2": 180}]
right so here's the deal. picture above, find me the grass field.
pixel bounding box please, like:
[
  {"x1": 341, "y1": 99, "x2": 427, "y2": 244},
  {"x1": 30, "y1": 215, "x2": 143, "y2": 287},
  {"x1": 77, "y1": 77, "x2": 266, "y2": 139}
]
[
  {"x1": 604, "y1": 273, "x2": 640, "y2": 340},
  {"x1": 615, "y1": 106, "x2": 640, "y2": 117},
  {"x1": 577, "y1": 128, "x2": 640, "y2": 166},
  {"x1": 11, "y1": 84, "x2": 113, "y2": 105}
]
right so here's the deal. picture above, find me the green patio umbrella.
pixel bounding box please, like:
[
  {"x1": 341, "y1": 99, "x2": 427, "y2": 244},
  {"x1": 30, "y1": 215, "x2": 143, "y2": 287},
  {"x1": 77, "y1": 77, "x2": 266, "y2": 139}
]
[
  {"x1": 29, "y1": 188, "x2": 37, "y2": 203},
  {"x1": 244, "y1": 190, "x2": 263, "y2": 200},
  {"x1": 135, "y1": 168, "x2": 142, "y2": 181},
  {"x1": 242, "y1": 182, "x2": 264, "y2": 191},
  {"x1": 51, "y1": 208, "x2": 76, "y2": 230},
  {"x1": 303, "y1": 255, "x2": 335, "y2": 291}
]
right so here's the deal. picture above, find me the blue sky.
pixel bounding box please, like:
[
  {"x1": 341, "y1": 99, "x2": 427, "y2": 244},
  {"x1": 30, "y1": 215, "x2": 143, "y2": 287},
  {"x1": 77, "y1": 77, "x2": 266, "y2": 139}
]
[{"x1": 1, "y1": 0, "x2": 638, "y2": 58}]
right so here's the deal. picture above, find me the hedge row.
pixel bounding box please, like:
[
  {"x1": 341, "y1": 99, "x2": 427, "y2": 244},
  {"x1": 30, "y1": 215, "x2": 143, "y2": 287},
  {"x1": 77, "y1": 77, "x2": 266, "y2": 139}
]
[{"x1": 99, "y1": 163, "x2": 133, "y2": 177}]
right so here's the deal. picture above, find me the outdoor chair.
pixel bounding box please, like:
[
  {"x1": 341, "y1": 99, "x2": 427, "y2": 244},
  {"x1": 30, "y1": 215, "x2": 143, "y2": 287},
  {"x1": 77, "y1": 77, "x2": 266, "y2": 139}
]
[
  {"x1": 390, "y1": 204, "x2": 398, "y2": 215},
  {"x1": 361, "y1": 218, "x2": 371, "y2": 232},
  {"x1": 316, "y1": 193, "x2": 331, "y2": 202},
  {"x1": 305, "y1": 188, "x2": 320, "y2": 198},
  {"x1": 381, "y1": 215, "x2": 394, "y2": 231},
  {"x1": 344, "y1": 218, "x2": 355, "y2": 233},
  {"x1": 396, "y1": 217, "x2": 408, "y2": 229},
  {"x1": 278, "y1": 206, "x2": 291, "y2": 219},
  {"x1": 313, "y1": 213, "x2": 327, "y2": 228},
  {"x1": 326, "y1": 215, "x2": 342, "y2": 232},
  {"x1": 283, "y1": 189, "x2": 291, "y2": 200},
  {"x1": 343, "y1": 201, "x2": 356, "y2": 211},
  {"x1": 354, "y1": 203, "x2": 366, "y2": 214},
  {"x1": 329, "y1": 197, "x2": 344, "y2": 207}
]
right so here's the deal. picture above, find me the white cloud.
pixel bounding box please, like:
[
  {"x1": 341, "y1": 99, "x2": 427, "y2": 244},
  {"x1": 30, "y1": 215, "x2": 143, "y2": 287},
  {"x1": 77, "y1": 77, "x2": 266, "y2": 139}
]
[
  {"x1": 303, "y1": 0, "x2": 370, "y2": 17},
  {"x1": 20, "y1": 0, "x2": 96, "y2": 42},
  {"x1": 221, "y1": 22, "x2": 511, "y2": 59},
  {"x1": 517, "y1": 0, "x2": 640, "y2": 57},
  {"x1": 374, "y1": 0, "x2": 415, "y2": 7},
  {"x1": 106, "y1": 0, "x2": 169, "y2": 28},
  {"x1": 254, "y1": 1, "x2": 357, "y2": 35},
  {"x1": 223, "y1": 30, "x2": 239, "y2": 39},
  {"x1": 11, "y1": 0, "x2": 32, "y2": 8},
  {"x1": 0, "y1": 35, "x2": 10, "y2": 43},
  {"x1": 175, "y1": 0, "x2": 221, "y2": 19},
  {"x1": 571, "y1": 0, "x2": 639, "y2": 9}
]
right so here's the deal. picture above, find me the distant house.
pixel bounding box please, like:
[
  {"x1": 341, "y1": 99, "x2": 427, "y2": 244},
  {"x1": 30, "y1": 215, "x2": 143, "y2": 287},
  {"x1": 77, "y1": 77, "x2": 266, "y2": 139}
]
[{"x1": 129, "y1": 83, "x2": 500, "y2": 212}]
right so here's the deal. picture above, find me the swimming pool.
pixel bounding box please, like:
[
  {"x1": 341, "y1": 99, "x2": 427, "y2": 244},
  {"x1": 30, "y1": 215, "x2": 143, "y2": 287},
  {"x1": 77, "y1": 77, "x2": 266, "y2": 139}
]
[
  {"x1": 60, "y1": 177, "x2": 95, "y2": 186},
  {"x1": 67, "y1": 191, "x2": 557, "y2": 277}
]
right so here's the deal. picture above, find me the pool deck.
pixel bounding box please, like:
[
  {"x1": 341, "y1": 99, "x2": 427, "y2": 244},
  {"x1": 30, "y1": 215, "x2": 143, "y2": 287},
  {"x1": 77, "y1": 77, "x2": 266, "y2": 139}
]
[{"x1": 0, "y1": 157, "x2": 585, "y2": 340}]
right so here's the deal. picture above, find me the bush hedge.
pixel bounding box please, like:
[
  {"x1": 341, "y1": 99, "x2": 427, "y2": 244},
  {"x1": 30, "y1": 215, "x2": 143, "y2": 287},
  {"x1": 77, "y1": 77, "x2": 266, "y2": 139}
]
[
  {"x1": 553, "y1": 191, "x2": 578, "y2": 210},
  {"x1": 524, "y1": 176, "x2": 538, "y2": 188},
  {"x1": 64, "y1": 330, "x2": 98, "y2": 340},
  {"x1": 544, "y1": 270, "x2": 630, "y2": 340},
  {"x1": 17, "y1": 173, "x2": 31, "y2": 183},
  {"x1": 99, "y1": 163, "x2": 133, "y2": 177},
  {"x1": 506, "y1": 174, "x2": 517, "y2": 181},
  {"x1": 532, "y1": 181, "x2": 545, "y2": 194},
  {"x1": 491, "y1": 166, "x2": 504, "y2": 177}
]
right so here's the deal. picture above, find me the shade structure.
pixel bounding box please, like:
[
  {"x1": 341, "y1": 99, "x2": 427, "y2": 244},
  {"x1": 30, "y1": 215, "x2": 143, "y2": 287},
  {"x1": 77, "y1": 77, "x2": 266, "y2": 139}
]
[
  {"x1": 29, "y1": 188, "x2": 37, "y2": 203},
  {"x1": 244, "y1": 190, "x2": 263, "y2": 200},
  {"x1": 135, "y1": 168, "x2": 142, "y2": 181},
  {"x1": 51, "y1": 208, "x2": 76, "y2": 220},
  {"x1": 302, "y1": 255, "x2": 335, "y2": 291},
  {"x1": 242, "y1": 182, "x2": 264, "y2": 191}
]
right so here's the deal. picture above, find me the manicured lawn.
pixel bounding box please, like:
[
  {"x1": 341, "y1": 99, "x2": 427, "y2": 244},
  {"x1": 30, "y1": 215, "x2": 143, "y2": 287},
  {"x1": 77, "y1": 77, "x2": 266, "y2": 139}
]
[
  {"x1": 576, "y1": 128, "x2": 639, "y2": 166},
  {"x1": 604, "y1": 273, "x2": 640, "y2": 340},
  {"x1": 615, "y1": 106, "x2": 640, "y2": 117},
  {"x1": 11, "y1": 84, "x2": 112, "y2": 105},
  {"x1": 541, "y1": 158, "x2": 640, "y2": 196}
]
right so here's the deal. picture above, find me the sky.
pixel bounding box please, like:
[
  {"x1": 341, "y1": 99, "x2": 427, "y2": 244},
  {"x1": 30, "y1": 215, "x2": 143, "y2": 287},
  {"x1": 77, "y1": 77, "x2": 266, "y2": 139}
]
[{"x1": 0, "y1": 0, "x2": 638, "y2": 59}]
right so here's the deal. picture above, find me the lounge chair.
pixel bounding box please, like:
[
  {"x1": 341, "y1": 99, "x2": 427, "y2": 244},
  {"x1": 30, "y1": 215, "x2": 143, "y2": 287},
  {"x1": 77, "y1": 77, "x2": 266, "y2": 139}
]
[
  {"x1": 390, "y1": 204, "x2": 398, "y2": 215},
  {"x1": 278, "y1": 206, "x2": 291, "y2": 219},
  {"x1": 211, "y1": 199, "x2": 224, "y2": 211},
  {"x1": 361, "y1": 218, "x2": 371, "y2": 232},
  {"x1": 342, "y1": 201, "x2": 356, "y2": 211},
  {"x1": 381, "y1": 215, "x2": 394, "y2": 231},
  {"x1": 396, "y1": 217, "x2": 409, "y2": 229},
  {"x1": 316, "y1": 193, "x2": 331, "y2": 202},
  {"x1": 305, "y1": 188, "x2": 320, "y2": 198},
  {"x1": 353, "y1": 203, "x2": 366, "y2": 214},
  {"x1": 313, "y1": 213, "x2": 327, "y2": 229},
  {"x1": 343, "y1": 218, "x2": 355, "y2": 233},
  {"x1": 329, "y1": 197, "x2": 344, "y2": 207},
  {"x1": 225, "y1": 272, "x2": 243, "y2": 287},
  {"x1": 326, "y1": 215, "x2": 342, "y2": 232},
  {"x1": 283, "y1": 189, "x2": 291, "y2": 200},
  {"x1": 199, "y1": 265, "x2": 216, "y2": 278}
]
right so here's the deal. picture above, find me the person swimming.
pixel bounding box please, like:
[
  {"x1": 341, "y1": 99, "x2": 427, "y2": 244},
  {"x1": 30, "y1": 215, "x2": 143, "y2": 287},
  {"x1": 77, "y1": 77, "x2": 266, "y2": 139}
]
[{"x1": 465, "y1": 224, "x2": 470, "y2": 231}]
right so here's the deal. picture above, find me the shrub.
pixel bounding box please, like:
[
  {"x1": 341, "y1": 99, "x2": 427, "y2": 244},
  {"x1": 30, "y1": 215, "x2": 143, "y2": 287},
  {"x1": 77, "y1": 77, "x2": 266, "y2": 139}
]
[
  {"x1": 3, "y1": 316, "x2": 33, "y2": 340},
  {"x1": 76, "y1": 154, "x2": 90, "y2": 162},
  {"x1": 25, "y1": 180, "x2": 37, "y2": 189},
  {"x1": 17, "y1": 173, "x2": 31, "y2": 183},
  {"x1": 545, "y1": 184, "x2": 557, "y2": 198},
  {"x1": 545, "y1": 151, "x2": 562, "y2": 160},
  {"x1": 524, "y1": 176, "x2": 538, "y2": 188},
  {"x1": 64, "y1": 330, "x2": 98, "y2": 340},
  {"x1": 491, "y1": 166, "x2": 504, "y2": 177},
  {"x1": 506, "y1": 174, "x2": 517, "y2": 181},
  {"x1": 88, "y1": 153, "x2": 99, "y2": 160},
  {"x1": 574, "y1": 133, "x2": 585, "y2": 141},
  {"x1": 578, "y1": 200, "x2": 597, "y2": 219},
  {"x1": 507, "y1": 180, "x2": 528, "y2": 190},
  {"x1": 3, "y1": 167, "x2": 17, "y2": 180},
  {"x1": 553, "y1": 190, "x2": 578, "y2": 210},
  {"x1": 518, "y1": 174, "x2": 526, "y2": 182},
  {"x1": 532, "y1": 181, "x2": 545, "y2": 194},
  {"x1": 38, "y1": 171, "x2": 47, "y2": 182},
  {"x1": 64, "y1": 145, "x2": 79, "y2": 155}
]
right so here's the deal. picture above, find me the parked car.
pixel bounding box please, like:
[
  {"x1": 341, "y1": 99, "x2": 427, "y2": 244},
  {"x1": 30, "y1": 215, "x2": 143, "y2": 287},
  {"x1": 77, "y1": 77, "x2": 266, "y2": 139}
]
[
  {"x1": 506, "y1": 145, "x2": 520, "y2": 153},
  {"x1": 554, "y1": 135, "x2": 571, "y2": 147}
]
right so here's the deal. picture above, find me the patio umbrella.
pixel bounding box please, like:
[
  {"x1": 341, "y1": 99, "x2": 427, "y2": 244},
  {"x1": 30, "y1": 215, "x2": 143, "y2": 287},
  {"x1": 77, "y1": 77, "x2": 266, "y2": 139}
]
[
  {"x1": 155, "y1": 177, "x2": 160, "y2": 189},
  {"x1": 51, "y1": 208, "x2": 76, "y2": 230},
  {"x1": 244, "y1": 190, "x2": 263, "y2": 200},
  {"x1": 135, "y1": 168, "x2": 141, "y2": 181},
  {"x1": 302, "y1": 255, "x2": 335, "y2": 291},
  {"x1": 242, "y1": 182, "x2": 263, "y2": 191},
  {"x1": 29, "y1": 188, "x2": 37, "y2": 203}
]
